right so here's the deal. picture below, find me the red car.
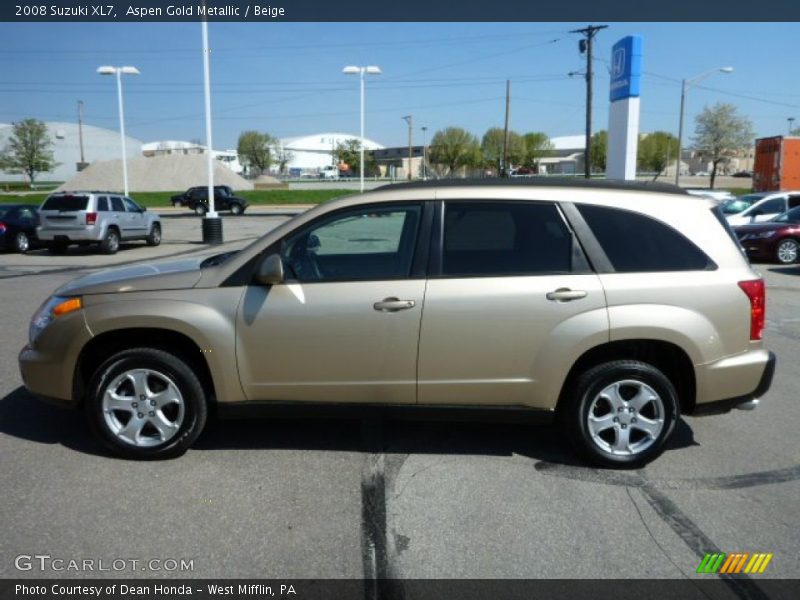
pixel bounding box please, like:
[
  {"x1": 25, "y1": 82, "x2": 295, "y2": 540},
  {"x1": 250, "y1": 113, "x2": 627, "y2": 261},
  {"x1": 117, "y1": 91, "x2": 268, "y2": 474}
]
[{"x1": 734, "y1": 206, "x2": 800, "y2": 264}]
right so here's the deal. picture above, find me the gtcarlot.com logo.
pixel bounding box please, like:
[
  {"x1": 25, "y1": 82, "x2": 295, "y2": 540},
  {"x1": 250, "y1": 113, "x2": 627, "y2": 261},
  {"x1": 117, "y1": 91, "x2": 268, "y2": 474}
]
[
  {"x1": 697, "y1": 552, "x2": 773, "y2": 574},
  {"x1": 14, "y1": 554, "x2": 194, "y2": 572}
]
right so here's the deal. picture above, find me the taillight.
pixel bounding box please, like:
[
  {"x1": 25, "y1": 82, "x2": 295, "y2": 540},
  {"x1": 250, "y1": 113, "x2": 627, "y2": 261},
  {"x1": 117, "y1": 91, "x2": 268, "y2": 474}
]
[
  {"x1": 0, "y1": 222, "x2": 6, "y2": 232},
  {"x1": 738, "y1": 279, "x2": 765, "y2": 341},
  {"x1": 85, "y1": 212, "x2": 98, "y2": 225}
]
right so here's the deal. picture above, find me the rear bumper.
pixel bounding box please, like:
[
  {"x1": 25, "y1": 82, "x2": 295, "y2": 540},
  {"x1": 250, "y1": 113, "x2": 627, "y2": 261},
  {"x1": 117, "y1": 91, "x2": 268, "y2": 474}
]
[
  {"x1": 693, "y1": 351, "x2": 776, "y2": 415},
  {"x1": 37, "y1": 226, "x2": 103, "y2": 242}
]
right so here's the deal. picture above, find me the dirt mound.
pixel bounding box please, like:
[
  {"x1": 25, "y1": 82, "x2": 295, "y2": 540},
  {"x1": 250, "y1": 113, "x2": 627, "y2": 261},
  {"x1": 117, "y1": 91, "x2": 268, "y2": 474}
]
[{"x1": 56, "y1": 154, "x2": 254, "y2": 193}]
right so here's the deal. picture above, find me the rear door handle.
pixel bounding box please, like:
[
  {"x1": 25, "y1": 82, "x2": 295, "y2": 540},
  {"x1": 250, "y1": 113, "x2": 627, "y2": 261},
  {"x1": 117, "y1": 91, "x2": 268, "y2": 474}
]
[
  {"x1": 546, "y1": 288, "x2": 588, "y2": 302},
  {"x1": 373, "y1": 297, "x2": 416, "y2": 312}
]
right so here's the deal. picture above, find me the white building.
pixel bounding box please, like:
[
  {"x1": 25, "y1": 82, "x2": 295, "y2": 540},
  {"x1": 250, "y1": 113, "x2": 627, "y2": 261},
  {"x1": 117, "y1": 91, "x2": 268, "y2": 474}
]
[
  {"x1": 142, "y1": 140, "x2": 244, "y2": 175},
  {"x1": 0, "y1": 121, "x2": 142, "y2": 183},
  {"x1": 279, "y1": 132, "x2": 384, "y2": 173}
]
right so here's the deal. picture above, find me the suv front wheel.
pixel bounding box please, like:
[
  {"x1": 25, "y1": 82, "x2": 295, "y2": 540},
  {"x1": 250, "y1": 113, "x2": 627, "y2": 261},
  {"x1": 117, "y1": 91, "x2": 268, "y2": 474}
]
[
  {"x1": 85, "y1": 348, "x2": 208, "y2": 459},
  {"x1": 100, "y1": 228, "x2": 120, "y2": 254},
  {"x1": 563, "y1": 360, "x2": 679, "y2": 468}
]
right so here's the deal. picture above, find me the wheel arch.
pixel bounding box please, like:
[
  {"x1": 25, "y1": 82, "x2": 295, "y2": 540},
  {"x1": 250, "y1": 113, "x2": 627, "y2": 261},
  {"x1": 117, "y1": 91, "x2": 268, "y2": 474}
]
[
  {"x1": 74, "y1": 328, "x2": 217, "y2": 413},
  {"x1": 556, "y1": 339, "x2": 696, "y2": 415}
]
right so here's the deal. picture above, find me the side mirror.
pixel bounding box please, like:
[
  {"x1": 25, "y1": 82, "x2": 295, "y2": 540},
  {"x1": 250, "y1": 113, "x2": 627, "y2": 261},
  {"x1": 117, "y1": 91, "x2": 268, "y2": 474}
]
[{"x1": 255, "y1": 253, "x2": 284, "y2": 285}]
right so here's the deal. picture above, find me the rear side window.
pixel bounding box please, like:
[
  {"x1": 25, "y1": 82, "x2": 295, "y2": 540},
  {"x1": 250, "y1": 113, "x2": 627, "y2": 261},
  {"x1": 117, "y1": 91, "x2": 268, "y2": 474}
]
[
  {"x1": 41, "y1": 195, "x2": 88, "y2": 211},
  {"x1": 442, "y1": 202, "x2": 573, "y2": 276},
  {"x1": 752, "y1": 197, "x2": 785, "y2": 215},
  {"x1": 110, "y1": 197, "x2": 125, "y2": 212},
  {"x1": 577, "y1": 204, "x2": 714, "y2": 272}
]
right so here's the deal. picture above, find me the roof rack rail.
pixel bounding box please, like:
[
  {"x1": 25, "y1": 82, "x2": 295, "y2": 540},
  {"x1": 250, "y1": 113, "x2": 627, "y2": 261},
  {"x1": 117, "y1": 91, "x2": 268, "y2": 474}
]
[{"x1": 374, "y1": 177, "x2": 688, "y2": 195}]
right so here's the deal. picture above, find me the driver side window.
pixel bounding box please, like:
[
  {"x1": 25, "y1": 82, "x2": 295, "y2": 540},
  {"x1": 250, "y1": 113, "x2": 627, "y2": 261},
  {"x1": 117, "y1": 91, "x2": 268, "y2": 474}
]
[{"x1": 281, "y1": 204, "x2": 422, "y2": 282}]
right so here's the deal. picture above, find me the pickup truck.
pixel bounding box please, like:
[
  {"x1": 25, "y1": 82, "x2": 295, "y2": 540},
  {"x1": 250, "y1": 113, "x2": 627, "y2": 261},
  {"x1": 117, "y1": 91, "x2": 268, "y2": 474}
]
[{"x1": 171, "y1": 186, "x2": 249, "y2": 216}]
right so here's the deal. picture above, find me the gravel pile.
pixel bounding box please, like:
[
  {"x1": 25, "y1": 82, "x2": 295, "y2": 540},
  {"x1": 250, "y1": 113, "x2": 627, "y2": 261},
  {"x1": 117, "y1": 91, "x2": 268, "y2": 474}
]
[{"x1": 56, "y1": 154, "x2": 254, "y2": 193}]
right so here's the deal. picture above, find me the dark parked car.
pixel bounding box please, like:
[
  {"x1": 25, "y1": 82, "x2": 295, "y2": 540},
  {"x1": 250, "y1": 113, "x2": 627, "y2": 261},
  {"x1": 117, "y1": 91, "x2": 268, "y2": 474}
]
[
  {"x1": 171, "y1": 186, "x2": 248, "y2": 216},
  {"x1": 732, "y1": 170, "x2": 753, "y2": 178},
  {"x1": 734, "y1": 205, "x2": 800, "y2": 264},
  {"x1": 0, "y1": 204, "x2": 39, "y2": 253}
]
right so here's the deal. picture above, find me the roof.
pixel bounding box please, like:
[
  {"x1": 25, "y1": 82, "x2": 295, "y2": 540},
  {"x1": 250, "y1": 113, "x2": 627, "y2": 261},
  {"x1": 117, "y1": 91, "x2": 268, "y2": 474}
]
[{"x1": 375, "y1": 178, "x2": 689, "y2": 196}]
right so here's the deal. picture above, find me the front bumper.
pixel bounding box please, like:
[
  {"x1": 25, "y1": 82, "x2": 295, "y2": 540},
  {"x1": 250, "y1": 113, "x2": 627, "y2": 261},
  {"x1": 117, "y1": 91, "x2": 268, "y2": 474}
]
[{"x1": 693, "y1": 351, "x2": 776, "y2": 415}]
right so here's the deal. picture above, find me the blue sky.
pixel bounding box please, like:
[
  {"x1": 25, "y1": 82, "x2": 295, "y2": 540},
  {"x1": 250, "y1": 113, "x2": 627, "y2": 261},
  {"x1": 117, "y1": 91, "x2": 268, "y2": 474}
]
[{"x1": 0, "y1": 22, "x2": 798, "y2": 149}]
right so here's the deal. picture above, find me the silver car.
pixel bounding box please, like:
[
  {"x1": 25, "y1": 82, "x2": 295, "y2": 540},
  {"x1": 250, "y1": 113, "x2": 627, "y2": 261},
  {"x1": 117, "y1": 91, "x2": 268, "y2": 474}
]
[{"x1": 37, "y1": 191, "x2": 162, "y2": 254}]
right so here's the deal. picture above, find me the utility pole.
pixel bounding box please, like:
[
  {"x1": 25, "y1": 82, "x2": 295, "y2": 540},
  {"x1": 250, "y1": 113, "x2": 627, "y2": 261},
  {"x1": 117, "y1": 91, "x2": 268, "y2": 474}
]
[
  {"x1": 421, "y1": 126, "x2": 428, "y2": 181},
  {"x1": 789, "y1": 117, "x2": 796, "y2": 135},
  {"x1": 502, "y1": 79, "x2": 511, "y2": 177},
  {"x1": 402, "y1": 115, "x2": 413, "y2": 180},
  {"x1": 571, "y1": 24, "x2": 607, "y2": 179},
  {"x1": 77, "y1": 100, "x2": 86, "y2": 171}
]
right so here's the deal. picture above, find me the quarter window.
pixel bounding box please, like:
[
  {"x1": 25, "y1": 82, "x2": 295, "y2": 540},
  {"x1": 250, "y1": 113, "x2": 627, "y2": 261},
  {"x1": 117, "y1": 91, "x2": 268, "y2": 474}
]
[
  {"x1": 97, "y1": 197, "x2": 109, "y2": 212},
  {"x1": 281, "y1": 204, "x2": 422, "y2": 282},
  {"x1": 577, "y1": 204, "x2": 713, "y2": 272},
  {"x1": 441, "y1": 202, "x2": 573, "y2": 276}
]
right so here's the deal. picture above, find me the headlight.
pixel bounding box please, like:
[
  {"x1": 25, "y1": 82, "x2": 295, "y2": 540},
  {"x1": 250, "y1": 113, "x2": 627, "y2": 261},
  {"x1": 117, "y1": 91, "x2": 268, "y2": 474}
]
[{"x1": 29, "y1": 296, "x2": 83, "y2": 345}]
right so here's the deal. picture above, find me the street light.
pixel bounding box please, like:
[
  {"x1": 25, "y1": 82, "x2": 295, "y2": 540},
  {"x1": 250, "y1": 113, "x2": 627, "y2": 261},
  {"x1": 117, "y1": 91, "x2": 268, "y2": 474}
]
[
  {"x1": 789, "y1": 117, "x2": 796, "y2": 135},
  {"x1": 97, "y1": 65, "x2": 139, "y2": 196},
  {"x1": 421, "y1": 126, "x2": 428, "y2": 181},
  {"x1": 402, "y1": 115, "x2": 412, "y2": 181},
  {"x1": 343, "y1": 65, "x2": 381, "y2": 192},
  {"x1": 675, "y1": 66, "x2": 734, "y2": 186}
]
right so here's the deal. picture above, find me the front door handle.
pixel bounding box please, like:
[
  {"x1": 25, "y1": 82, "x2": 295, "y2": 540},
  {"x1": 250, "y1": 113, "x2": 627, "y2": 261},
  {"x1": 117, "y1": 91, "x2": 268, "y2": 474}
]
[
  {"x1": 546, "y1": 288, "x2": 588, "y2": 302},
  {"x1": 373, "y1": 297, "x2": 416, "y2": 312}
]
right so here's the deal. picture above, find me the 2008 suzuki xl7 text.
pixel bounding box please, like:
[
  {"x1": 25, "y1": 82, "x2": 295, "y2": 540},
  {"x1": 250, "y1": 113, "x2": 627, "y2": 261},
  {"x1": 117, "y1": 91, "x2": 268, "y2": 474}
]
[{"x1": 18, "y1": 180, "x2": 775, "y2": 467}]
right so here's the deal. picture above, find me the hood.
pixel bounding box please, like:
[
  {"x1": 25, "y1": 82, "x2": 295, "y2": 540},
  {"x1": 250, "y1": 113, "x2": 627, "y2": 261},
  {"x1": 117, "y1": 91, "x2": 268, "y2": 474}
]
[{"x1": 56, "y1": 257, "x2": 204, "y2": 296}]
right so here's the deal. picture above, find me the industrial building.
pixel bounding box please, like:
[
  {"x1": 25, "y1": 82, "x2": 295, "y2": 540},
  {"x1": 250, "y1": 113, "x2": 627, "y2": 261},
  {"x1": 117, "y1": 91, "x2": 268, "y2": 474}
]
[{"x1": 0, "y1": 121, "x2": 142, "y2": 183}]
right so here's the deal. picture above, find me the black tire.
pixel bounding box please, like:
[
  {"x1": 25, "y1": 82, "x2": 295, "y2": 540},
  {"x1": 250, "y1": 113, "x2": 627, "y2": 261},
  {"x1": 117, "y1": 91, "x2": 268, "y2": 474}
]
[
  {"x1": 230, "y1": 203, "x2": 244, "y2": 216},
  {"x1": 146, "y1": 223, "x2": 162, "y2": 246},
  {"x1": 561, "y1": 360, "x2": 679, "y2": 469},
  {"x1": 194, "y1": 204, "x2": 207, "y2": 216},
  {"x1": 48, "y1": 242, "x2": 68, "y2": 254},
  {"x1": 84, "y1": 348, "x2": 208, "y2": 460},
  {"x1": 775, "y1": 238, "x2": 799, "y2": 264},
  {"x1": 13, "y1": 231, "x2": 30, "y2": 254},
  {"x1": 100, "y1": 228, "x2": 120, "y2": 254}
]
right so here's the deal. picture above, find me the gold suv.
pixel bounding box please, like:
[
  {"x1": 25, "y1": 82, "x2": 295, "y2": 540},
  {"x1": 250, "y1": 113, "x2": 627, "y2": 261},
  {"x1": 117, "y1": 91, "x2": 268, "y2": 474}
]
[{"x1": 18, "y1": 180, "x2": 775, "y2": 467}]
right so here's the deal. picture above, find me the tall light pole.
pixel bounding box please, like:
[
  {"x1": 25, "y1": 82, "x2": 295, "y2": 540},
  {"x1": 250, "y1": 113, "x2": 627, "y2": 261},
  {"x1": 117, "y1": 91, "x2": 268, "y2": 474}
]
[
  {"x1": 402, "y1": 115, "x2": 413, "y2": 181},
  {"x1": 343, "y1": 65, "x2": 381, "y2": 193},
  {"x1": 97, "y1": 65, "x2": 139, "y2": 196},
  {"x1": 674, "y1": 66, "x2": 734, "y2": 186},
  {"x1": 789, "y1": 117, "x2": 796, "y2": 135},
  {"x1": 200, "y1": 14, "x2": 222, "y2": 244},
  {"x1": 421, "y1": 126, "x2": 428, "y2": 181}
]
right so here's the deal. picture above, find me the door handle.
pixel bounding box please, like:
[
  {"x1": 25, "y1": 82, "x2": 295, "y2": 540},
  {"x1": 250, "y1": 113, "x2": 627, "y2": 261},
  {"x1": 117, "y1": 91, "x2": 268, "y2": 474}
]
[
  {"x1": 373, "y1": 297, "x2": 416, "y2": 312},
  {"x1": 546, "y1": 288, "x2": 588, "y2": 302}
]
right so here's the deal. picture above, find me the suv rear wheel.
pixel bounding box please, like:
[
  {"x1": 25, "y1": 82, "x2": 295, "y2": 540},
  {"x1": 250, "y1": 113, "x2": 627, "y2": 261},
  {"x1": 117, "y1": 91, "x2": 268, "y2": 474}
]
[
  {"x1": 146, "y1": 223, "x2": 162, "y2": 246},
  {"x1": 563, "y1": 360, "x2": 679, "y2": 468},
  {"x1": 230, "y1": 203, "x2": 244, "y2": 216},
  {"x1": 100, "y1": 228, "x2": 120, "y2": 254},
  {"x1": 13, "y1": 231, "x2": 30, "y2": 253},
  {"x1": 85, "y1": 348, "x2": 208, "y2": 459}
]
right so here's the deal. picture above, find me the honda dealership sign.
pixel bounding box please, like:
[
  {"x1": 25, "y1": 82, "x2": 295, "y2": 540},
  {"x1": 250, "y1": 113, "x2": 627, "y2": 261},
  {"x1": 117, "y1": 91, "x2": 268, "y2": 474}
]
[{"x1": 607, "y1": 36, "x2": 642, "y2": 180}]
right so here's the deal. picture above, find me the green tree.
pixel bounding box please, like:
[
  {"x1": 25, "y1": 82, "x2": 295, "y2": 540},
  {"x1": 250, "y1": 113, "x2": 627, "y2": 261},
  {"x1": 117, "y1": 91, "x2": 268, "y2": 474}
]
[
  {"x1": 589, "y1": 130, "x2": 608, "y2": 173},
  {"x1": 270, "y1": 141, "x2": 294, "y2": 175},
  {"x1": 521, "y1": 132, "x2": 553, "y2": 170},
  {"x1": 428, "y1": 127, "x2": 481, "y2": 177},
  {"x1": 638, "y1": 131, "x2": 679, "y2": 181},
  {"x1": 481, "y1": 127, "x2": 524, "y2": 174},
  {"x1": 692, "y1": 103, "x2": 755, "y2": 189},
  {"x1": 0, "y1": 119, "x2": 59, "y2": 186},
  {"x1": 237, "y1": 131, "x2": 275, "y2": 175},
  {"x1": 334, "y1": 138, "x2": 378, "y2": 177}
]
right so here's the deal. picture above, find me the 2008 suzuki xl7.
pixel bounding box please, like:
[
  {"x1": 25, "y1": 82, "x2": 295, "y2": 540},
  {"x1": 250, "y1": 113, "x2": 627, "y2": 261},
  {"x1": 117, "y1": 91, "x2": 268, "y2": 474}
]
[{"x1": 19, "y1": 180, "x2": 775, "y2": 467}]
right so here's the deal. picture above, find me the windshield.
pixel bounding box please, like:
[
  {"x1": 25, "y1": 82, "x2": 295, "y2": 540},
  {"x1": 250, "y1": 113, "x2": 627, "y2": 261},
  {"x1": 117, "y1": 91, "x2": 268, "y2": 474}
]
[
  {"x1": 720, "y1": 194, "x2": 766, "y2": 215},
  {"x1": 772, "y1": 206, "x2": 800, "y2": 224}
]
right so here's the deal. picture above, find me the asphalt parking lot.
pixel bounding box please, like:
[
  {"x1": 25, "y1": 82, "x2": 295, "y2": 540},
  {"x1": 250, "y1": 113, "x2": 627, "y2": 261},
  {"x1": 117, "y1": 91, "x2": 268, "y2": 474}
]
[{"x1": 0, "y1": 209, "x2": 798, "y2": 592}]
